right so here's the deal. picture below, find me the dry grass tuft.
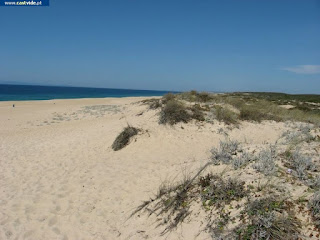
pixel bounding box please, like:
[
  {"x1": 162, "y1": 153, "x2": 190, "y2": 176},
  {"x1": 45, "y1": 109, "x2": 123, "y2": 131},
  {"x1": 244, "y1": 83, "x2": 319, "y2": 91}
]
[
  {"x1": 112, "y1": 126, "x2": 140, "y2": 151},
  {"x1": 141, "y1": 98, "x2": 162, "y2": 109}
]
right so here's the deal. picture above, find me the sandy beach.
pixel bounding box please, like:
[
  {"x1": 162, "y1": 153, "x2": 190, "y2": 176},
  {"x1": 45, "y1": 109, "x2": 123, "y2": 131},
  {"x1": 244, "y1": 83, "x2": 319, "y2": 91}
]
[
  {"x1": 2, "y1": 0, "x2": 319, "y2": 238},
  {"x1": 0, "y1": 97, "x2": 319, "y2": 240}
]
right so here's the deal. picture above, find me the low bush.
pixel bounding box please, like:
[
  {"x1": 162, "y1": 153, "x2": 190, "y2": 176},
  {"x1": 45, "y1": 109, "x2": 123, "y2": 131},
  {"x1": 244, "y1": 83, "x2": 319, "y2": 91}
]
[
  {"x1": 211, "y1": 139, "x2": 240, "y2": 165},
  {"x1": 177, "y1": 91, "x2": 198, "y2": 102},
  {"x1": 176, "y1": 91, "x2": 213, "y2": 102},
  {"x1": 284, "y1": 149, "x2": 314, "y2": 180},
  {"x1": 159, "y1": 100, "x2": 207, "y2": 125},
  {"x1": 189, "y1": 104, "x2": 205, "y2": 121},
  {"x1": 162, "y1": 93, "x2": 176, "y2": 104},
  {"x1": 239, "y1": 105, "x2": 267, "y2": 122},
  {"x1": 237, "y1": 196, "x2": 301, "y2": 240},
  {"x1": 197, "y1": 92, "x2": 212, "y2": 102},
  {"x1": 211, "y1": 139, "x2": 255, "y2": 170},
  {"x1": 232, "y1": 151, "x2": 255, "y2": 170},
  {"x1": 215, "y1": 106, "x2": 239, "y2": 125},
  {"x1": 225, "y1": 97, "x2": 246, "y2": 109},
  {"x1": 159, "y1": 100, "x2": 191, "y2": 125},
  {"x1": 112, "y1": 126, "x2": 140, "y2": 151},
  {"x1": 253, "y1": 146, "x2": 277, "y2": 176}
]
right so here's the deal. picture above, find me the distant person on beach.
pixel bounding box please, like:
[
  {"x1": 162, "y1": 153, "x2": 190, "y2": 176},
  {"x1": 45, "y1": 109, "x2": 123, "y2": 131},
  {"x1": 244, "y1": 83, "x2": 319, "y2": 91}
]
[{"x1": 12, "y1": 104, "x2": 15, "y2": 107}]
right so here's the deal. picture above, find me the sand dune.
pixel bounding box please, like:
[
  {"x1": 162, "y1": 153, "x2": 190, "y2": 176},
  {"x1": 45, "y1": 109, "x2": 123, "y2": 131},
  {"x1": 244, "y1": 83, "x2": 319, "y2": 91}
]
[{"x1": 0, "y1": 97, "x2": 316, "y2": 240}]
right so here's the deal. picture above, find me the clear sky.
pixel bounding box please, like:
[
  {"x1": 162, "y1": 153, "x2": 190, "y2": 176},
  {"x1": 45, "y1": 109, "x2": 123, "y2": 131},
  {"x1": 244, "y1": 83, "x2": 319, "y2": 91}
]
[{"x1": 0, "y1": 0, "x2": 319, "y2": 93}]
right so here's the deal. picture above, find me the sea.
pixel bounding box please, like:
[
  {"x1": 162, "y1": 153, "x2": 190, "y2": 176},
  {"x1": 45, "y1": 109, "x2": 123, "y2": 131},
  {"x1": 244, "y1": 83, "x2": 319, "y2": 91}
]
[{"x1": 0, "y1": 84, "x2": 174, "y2": 101}]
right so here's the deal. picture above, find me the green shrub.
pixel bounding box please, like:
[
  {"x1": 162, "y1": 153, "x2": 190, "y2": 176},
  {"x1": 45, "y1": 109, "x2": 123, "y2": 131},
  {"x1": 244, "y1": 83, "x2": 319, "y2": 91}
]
[
  {"x1": 112, "y1": 126, "x2": 140, "y2": 151},
  {"x1": 190, "y1": 90, "x2": 198, "y2": 95},
  {"x1": 239, "y1": 105, "x2": 265, "y2": 122},
  {"x1": 159, "y1": 100, "x2": 191, "y2": 125},
  {"x1": 176, "y1": 91, "x2": 213, "y2": 102},
  {"x1": 162, "y1": 93, "x2": 176, "y2": 104},
  {"x1": 222, "y1": 96, "x2": 246, "y2": 109},
  {"x1": 197, "y1": 92, "x2": 212, "y2": 102},
  {"x1": 177, "y1": 91, "x2": 198, "y2": 102},
  {"x1": 189, "y1": 104, "x2": 205, "y2": 121},
  {"x1": 215, "y1": 106, "x2": 239, "y2": 124}
]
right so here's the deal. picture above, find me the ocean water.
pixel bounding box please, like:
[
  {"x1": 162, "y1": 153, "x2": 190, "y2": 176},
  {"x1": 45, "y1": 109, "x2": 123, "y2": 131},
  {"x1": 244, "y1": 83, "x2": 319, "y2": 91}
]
[{"x1": 0, "y1": 84, "x2": 173, "y2": 101}]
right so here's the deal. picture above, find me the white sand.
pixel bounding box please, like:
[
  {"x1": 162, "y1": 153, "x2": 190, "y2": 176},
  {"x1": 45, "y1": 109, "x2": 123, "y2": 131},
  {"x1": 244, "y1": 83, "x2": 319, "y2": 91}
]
[{"x1": 0, "y1": 97, "x2": 304, "y2": 239}]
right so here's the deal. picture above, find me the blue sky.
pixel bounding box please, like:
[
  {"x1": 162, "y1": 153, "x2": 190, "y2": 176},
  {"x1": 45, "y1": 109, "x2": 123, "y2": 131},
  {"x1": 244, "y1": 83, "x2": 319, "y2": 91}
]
[{"x1": 0, "y1": 0, "x2": 319, "y2": 93}]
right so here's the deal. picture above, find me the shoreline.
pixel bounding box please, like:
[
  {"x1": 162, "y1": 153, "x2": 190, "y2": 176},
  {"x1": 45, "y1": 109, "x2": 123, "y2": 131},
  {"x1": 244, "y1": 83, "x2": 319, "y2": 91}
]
[
  {"x1": 0, "y1": 96, "x2": 160, "y2": 105},
  {"x1": 0, "y1": 96, "x2": 162, "y2": 103}
]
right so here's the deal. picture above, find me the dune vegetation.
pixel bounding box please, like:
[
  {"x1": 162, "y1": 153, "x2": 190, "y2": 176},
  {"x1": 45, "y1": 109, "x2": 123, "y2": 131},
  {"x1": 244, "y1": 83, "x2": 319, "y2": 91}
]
[{"x1": 134, "y1": 91, "x2": 320, "y2": 239}]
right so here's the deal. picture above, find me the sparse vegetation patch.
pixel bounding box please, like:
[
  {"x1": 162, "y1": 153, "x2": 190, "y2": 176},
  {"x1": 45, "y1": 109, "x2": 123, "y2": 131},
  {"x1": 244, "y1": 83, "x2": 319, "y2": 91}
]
[
  {"x1": 283, "y1": 149, "x2": 314, "y2": 180},
  {"x1": 281, "y1": 124, "x2": 315, "y2": 145},
  {"x1": 237, "y1": 196, "x2": 301, "y2": 240},
  {"x1": 200, "y1": 174, "x2": 248, "y2": 208},
  {"x1": 211, "y1": 139, "x2": 256, "y2": 170},
  {"x1": 131, "y1": 92, "x2": 320, "y2": 238},
  {"x1": 177, "y1": 91, "x2": 213, "y2": 102},
  {"x1": 253, "y1": 146, "x2": 277, "y2": 176},
  {"x1": 141, "y1": 98, "x2": 162, "y2": 109},
  {"x1": 211, "y1": 139, "x2": 240, "y2": 165},
  {"x1": 132, "y1": 171, "x2": 250, "y2": 235},
  {"x1": 131, "y1": 132, "x2": 319, "y2": 238},
  {"x1": 309, "y1": 191, "x2": 320, "y2": 229}
]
